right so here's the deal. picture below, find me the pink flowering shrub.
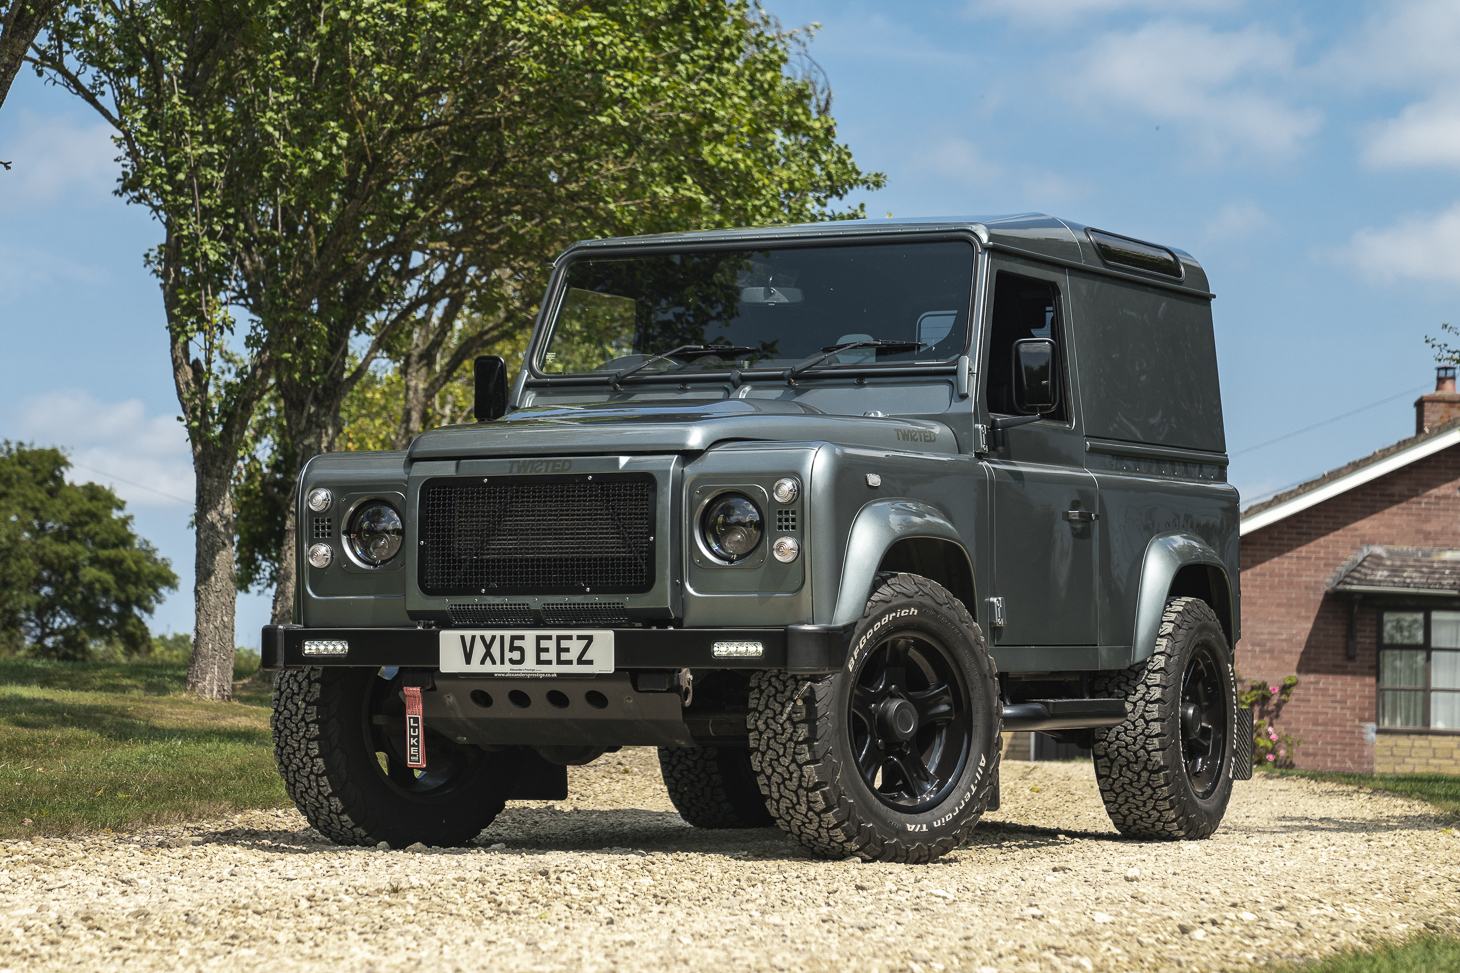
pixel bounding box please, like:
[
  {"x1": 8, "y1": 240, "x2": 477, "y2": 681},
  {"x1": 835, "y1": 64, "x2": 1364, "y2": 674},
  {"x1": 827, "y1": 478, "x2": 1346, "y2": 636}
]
[{"x1": 1236, "y1": 671, "x2": 1302, "y2": 769}]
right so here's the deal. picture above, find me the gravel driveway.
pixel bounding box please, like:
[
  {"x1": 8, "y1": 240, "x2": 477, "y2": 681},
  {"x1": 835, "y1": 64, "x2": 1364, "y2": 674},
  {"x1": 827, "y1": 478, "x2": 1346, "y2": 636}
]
[{"x1": 3, "y1": 749, "x2": 1457, "y2": 973}]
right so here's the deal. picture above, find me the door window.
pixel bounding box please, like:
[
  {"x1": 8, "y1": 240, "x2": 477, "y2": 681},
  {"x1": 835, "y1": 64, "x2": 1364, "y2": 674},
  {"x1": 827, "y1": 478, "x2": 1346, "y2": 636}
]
[{"x1": 984, "y1": 273, "x2": 1068, "y2": 422}]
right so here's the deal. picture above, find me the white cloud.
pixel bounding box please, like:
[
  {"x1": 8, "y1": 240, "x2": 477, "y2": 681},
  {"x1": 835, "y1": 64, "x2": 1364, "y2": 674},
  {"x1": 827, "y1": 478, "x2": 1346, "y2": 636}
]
[
  {"x1": 1074, "y1": 21, "x2": 1321, "y2": 160},
  {"x1": 1323, "y1": 0, "x2": 1460, "y2": 89},
  {"x1": 918, "y1": 138, "x2": 1004, "y2": 183},
  {"x1": 0, "y1": 110, "x2": 118, "y2": 210},
  {"x1": 1362, "y1": 95, "x2": 1460, "y2": 170},
  {"x1": 1339, "y1": 202, "x2": 1460, "y2": 284},
  {"x1": 12, "y1": 390, "x2": 193, "y2": 508},
  {"x1": 1201, "y1": 201, "x2": 1272, "y2": 246},
  {"x1": 970, "y1": 0, "x2": 1241, "y2": 25}
]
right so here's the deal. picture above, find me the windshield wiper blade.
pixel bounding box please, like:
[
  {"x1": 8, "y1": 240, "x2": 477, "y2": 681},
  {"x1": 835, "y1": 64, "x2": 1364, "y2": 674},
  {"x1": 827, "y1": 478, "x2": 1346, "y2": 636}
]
[
  {"x1": 611, "y1": 344, "x2": 761, "y2": 390},
  {"x1": 782, "y1": 339, "x2": 929, "y2": 386}
]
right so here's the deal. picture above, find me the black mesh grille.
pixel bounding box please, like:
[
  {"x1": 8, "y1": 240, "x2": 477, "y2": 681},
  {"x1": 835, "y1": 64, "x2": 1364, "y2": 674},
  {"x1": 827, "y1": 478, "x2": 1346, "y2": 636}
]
[
  {"x1": 420, "y1": 474, "x2": 655, "y2": 595},
  {"x1": 541, "y1": 602, "x2": 629, "y2": 626},
  {"x1": 776, "y1": 509, "x2": 797, "y2": 532},
  {"x1": 448, "y1": 603, "x2": 534, "y2": 627},
  {"x1": 311, "y1": 517, "x2": 332, "y2": 540}
]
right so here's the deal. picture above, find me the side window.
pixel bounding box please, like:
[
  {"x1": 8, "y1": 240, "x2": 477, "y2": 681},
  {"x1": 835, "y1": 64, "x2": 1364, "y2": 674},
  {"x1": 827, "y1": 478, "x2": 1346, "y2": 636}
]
[{"x1": 984, "y1": 272, "x2": 1068, "y2": 421}]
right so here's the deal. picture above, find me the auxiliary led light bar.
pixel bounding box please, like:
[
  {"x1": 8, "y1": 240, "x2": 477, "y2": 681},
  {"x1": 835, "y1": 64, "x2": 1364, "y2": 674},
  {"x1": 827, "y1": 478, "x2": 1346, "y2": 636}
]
[
  {"x1": 712, "y1": 640, "x2": 764, "y2": 659},
  {"x1": 302, "y1": 640, "x2": 350, "y2": 657}
]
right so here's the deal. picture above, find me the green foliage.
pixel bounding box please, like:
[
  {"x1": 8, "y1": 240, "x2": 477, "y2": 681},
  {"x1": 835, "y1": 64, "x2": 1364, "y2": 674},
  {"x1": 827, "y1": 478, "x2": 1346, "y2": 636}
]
[
  {"x1": 1237, "y1": 670, "x2": 1303, "y2": 768},
  {"x1": 0, "y1": 659, "x2": 283, "y2": 837},
  {"x1": 0, "y1": 443, "x2": 177, "y2": 661},
  {"x1": 1264, "y1": 935, "x2": 1460, "y2": 973}
]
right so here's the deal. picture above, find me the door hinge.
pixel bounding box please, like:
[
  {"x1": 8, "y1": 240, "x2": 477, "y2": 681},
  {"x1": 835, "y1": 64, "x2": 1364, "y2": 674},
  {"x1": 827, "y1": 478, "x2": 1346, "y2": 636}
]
[
  {"x1": 974, "y1": 423, "x2": 989, "y2": 454},
  {"x1": 986, "y1": 596, "x2": 1006, "y2": 628}
]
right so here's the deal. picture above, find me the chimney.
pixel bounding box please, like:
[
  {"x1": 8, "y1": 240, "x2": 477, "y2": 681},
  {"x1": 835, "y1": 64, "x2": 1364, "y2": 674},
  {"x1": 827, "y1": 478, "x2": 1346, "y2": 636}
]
[{"x1": 1416, "y1": 366, "x2": 1460, "y2": 434}]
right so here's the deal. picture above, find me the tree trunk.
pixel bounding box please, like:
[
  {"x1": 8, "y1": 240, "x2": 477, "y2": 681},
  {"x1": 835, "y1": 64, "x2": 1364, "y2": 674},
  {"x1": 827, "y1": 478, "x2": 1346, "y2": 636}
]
[
  {"x1": 186, "y1": 446, "x2": 238, "y2": 701},
  {"x1": 0, "y1": 1, "x2": 60, "y2": 114},
  {"x1": 268, "y1": 497, "x2": 297, "y2": 625}
]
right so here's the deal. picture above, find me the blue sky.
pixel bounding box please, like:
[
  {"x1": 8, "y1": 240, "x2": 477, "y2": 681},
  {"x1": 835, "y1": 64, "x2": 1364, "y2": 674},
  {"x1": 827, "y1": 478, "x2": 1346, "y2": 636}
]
[{"x1": 3, "y1": 0, "x2": 1460, "y2": 644}]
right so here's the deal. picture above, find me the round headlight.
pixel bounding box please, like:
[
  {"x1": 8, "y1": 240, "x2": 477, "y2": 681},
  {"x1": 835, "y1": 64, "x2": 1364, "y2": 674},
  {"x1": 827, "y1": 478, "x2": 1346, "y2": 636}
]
[
  {"x1": 347, "y1": 502, "x2": 403, "y2": 566},
  {"x1": 701, "y1": 494, "x2": 763, "y2": 562},
  {"x1": 772, "y1": 477, "x2": 799, "y2": 504}
]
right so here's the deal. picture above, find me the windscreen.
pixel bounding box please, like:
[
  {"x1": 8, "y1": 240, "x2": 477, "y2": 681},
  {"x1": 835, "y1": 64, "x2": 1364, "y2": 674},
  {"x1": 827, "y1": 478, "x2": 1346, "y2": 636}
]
[{"x1": 539, "y1": 240, "x2": 975, "y2": 376}]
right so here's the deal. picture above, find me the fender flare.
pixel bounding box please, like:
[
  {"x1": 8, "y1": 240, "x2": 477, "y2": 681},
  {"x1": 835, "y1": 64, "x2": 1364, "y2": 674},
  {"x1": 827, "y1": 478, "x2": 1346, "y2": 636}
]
[
  {"x1": 1132, "y1": 532, "x2": 1232, "y2": 663},
  {"x1": 830, "y1": 499, "x2": 973, "y2": 627}
]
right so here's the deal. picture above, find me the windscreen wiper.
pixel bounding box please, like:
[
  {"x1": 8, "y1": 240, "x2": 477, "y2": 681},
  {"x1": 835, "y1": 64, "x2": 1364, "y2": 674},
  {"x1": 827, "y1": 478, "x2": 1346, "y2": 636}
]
[
  {"x1": 611, "y1": 344, "x2": 761, "y2": 390},
  {"x1": 782, "y1": 339, "x2": 929, "y2": 386}
]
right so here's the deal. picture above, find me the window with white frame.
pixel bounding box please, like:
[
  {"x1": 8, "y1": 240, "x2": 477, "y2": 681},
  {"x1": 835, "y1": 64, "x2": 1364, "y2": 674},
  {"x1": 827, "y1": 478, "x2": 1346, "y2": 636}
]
[{"x1": 1378, "y1": 610, "x2": 1460, "y2": 729}]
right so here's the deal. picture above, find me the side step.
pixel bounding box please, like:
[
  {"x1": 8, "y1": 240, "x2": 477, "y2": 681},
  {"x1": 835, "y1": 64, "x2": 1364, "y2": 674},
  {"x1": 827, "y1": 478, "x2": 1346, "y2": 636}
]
[{"x1": 1001, "y1": 698, "x2": 1128, "y2": 732}]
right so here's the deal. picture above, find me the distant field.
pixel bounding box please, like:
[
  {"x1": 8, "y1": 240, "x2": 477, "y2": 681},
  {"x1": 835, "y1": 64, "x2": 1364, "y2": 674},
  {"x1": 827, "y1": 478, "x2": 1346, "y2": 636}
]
[{"x1": 0, "y1": 659, "x2": 287, "y2": 838}]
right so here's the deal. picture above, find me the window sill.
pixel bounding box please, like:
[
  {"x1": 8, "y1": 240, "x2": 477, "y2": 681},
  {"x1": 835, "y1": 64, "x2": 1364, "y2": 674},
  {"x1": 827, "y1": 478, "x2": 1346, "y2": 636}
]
[{"x1": 1376, "y1": 727, "x2": 1460, "y2": 736}]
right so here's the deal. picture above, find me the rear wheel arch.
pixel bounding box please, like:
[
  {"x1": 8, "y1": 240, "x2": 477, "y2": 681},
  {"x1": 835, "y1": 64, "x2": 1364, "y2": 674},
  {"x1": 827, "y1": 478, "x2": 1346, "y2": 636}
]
[{"x1": 1132, "y1": 533, "x2": 1235, "y2": 664}]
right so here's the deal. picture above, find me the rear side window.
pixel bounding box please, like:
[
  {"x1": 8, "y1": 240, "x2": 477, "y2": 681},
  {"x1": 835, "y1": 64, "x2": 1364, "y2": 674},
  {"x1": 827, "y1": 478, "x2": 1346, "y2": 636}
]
[{"x1": 1087, "y1": 229, "x2": 1183, "y2": 280}]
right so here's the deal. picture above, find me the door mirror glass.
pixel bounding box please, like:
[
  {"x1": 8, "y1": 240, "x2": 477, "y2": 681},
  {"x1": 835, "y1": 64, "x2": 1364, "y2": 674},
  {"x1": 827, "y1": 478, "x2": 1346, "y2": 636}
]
[
  {"x1": 1012, "y1": 338, "x2": 1057, "y2": 414},
  {"x1": 474, "y1": 355, "x2": 509, "y2": 421}
]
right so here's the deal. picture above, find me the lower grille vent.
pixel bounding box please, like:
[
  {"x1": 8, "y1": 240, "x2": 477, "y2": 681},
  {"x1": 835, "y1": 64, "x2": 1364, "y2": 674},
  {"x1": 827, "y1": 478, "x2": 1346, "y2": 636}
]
[
  {"x1": 541, "y1": 602, "x2": 629, "y2": 626},
  {"x1": 448, "y1": 603, "x2": 534, "y2": 627}
]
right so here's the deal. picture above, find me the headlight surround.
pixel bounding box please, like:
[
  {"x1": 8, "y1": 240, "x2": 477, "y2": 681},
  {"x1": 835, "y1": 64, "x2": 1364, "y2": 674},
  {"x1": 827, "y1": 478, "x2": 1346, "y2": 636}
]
[
  {"x1": 346, "y1": 502, "x2": 404, "y2": 566},
  {"x1": 700, "y1": 493, "x2": 763, "y2": 562}
]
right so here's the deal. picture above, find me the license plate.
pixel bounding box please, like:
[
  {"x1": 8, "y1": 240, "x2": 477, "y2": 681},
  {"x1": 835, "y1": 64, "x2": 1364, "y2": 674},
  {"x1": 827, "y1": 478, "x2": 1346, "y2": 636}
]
[{"x1": 438, "y1": 630, "x2": 614, "y2": 675}]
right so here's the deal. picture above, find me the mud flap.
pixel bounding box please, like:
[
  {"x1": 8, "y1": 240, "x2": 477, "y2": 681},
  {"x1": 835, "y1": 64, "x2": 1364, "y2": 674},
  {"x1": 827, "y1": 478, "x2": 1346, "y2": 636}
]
[{"x1": 1232, "y1": 705, "x2": 1253, "y2": 781}]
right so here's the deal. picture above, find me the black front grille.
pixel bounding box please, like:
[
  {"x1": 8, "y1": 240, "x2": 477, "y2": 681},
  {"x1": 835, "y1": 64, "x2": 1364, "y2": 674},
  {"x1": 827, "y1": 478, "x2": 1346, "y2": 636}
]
[
  {"x1": 541, "y1": 602, "x2": 629, "y2": 626},
  {"x1": 420, "y1": 473, "x2": 656, "y2": 595},
  {"x1": 448, "y1": 603, "x2": 534, "y2": 627}
]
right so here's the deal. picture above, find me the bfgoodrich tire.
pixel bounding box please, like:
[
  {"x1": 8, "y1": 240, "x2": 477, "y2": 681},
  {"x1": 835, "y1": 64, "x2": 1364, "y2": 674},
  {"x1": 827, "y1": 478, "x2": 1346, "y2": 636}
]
[
  {"x1": 749, "y1": 573, "x2": 1001, "y2": 863},
  {"x1": 272, "y1": 667, "x2": 518, "y2": 847},
  {"x1": 658, "y1": 746, "x2": 774, "y2": 829},
  {"x1": 1092, "y1": 596, "x2": 1238, "y2": 840}
]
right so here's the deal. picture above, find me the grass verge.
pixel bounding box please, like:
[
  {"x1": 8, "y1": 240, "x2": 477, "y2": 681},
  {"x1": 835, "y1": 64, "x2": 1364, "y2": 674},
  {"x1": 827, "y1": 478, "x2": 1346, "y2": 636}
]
[
  {"x1": 1270, "y1": 768, "x2": 1460, "y2": 818},
  {"x1": 1265, "y1": 935, "x2": 1460, "y2": 972},
  {"x1": 0, "y1": 659, "x2": 288, "y2": 838}
]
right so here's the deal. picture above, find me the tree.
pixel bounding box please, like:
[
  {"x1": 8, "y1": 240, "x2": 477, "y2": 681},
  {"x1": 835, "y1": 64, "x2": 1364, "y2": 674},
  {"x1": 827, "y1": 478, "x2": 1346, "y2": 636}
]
[
  {"x1": 0, "y1": 1, "x2": 61, "y2": 127},
  {"x1": 34, "y1": 1, "x2": 287, "y2": 697},
  {"x1": 232, "y1": 1, "x2": 882, "y2": 606},
  {"x1": 0, "y1": 443, "x2": 177, "y2": 660}
]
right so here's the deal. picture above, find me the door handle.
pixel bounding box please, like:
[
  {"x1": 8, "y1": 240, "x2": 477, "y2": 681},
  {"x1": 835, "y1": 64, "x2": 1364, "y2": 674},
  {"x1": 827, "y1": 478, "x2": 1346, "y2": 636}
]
[{"x1": 1063, "y1": 509, "x2": 1098, "y2": 523}]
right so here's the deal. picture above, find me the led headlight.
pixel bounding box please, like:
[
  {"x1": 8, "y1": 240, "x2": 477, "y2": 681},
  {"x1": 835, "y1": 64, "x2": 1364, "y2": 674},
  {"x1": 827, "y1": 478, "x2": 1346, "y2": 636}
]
[
  {"x1": 346, "y1": 502, "x2": 404, "y2": 566},
  {"x1": 700, "y1": 493, "x2": 763, "y2": 562},
  {"x1": 307, "y1": 488, "x2": 333, "y2": 513}
]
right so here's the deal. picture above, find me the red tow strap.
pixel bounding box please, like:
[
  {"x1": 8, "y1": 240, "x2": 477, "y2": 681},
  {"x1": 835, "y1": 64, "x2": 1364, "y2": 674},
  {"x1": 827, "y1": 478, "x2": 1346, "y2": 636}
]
[{"x1": 403, "y1": 685, "x2": 426, "y2": 769}]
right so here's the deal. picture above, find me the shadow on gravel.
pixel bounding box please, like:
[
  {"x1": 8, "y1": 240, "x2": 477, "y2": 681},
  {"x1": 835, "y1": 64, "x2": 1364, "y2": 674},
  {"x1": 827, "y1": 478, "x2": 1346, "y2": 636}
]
[
  {"x1": 192, "y1": 807, "x2": 821, "y2": 860},
  {"x1": 1240, "y1": 811, "x2": 1450, "y2": 834}
]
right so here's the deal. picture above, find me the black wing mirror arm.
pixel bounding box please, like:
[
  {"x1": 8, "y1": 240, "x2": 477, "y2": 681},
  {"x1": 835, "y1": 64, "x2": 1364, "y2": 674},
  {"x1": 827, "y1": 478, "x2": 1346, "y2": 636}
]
[{"x1": 988, "y1": 413, "x2": 1041, "y2": 451}]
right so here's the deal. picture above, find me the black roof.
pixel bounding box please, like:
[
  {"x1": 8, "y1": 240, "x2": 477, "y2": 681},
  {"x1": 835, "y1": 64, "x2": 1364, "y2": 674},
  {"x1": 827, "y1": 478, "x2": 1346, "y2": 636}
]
[{"x1": 562, "y1": 214, "x2": 1210, "y2": 295}]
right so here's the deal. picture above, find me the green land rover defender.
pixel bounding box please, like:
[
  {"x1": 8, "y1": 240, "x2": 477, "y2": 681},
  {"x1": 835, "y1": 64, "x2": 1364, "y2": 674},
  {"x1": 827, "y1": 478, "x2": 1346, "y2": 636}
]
[{"x1": 264, "y1": 214, "x2": 1250, "y2": 863}]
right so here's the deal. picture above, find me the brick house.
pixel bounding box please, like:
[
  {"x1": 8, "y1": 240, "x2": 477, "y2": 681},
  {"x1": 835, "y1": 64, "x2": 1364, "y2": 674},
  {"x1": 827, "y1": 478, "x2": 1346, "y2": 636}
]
[{"x1": 1238, "y1": 368, "x2": 1460, "y2": 774}]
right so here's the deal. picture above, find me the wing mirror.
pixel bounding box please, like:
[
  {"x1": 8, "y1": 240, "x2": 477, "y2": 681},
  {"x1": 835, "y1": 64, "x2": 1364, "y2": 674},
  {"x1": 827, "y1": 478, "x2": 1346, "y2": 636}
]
[
  {"x1": 1012, "y1": 338, "x2": 1058, "y2": 414},
  {"x1": 473, "y1": 355, "x2": 509, "y2": 422}
]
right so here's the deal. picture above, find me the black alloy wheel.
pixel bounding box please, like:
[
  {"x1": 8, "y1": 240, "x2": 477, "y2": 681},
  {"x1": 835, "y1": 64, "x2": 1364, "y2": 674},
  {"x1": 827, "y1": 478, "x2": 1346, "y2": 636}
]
[
  {"x1": 273, "y1": 666, "x2": 518, "y2": 847},
  {"x1": 750, "y1": 573, "x2": 1002, "y2": 863},
  {"x1": 1179, "y1": 645, "x2": 1228, "y2": 800},
  {"x1": 1091, "y1": 596, "x2": 1237, "y2": 840},
  {"x1": 850, "y1": 634, "x2": 971, "y2": 812}
]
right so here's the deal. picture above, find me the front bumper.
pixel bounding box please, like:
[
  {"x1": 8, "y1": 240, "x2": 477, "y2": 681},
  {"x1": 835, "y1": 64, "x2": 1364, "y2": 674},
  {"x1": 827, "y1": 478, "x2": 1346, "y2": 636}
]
[{"x1": 261, "y1": 623, "x2": 851, "y2": 673}]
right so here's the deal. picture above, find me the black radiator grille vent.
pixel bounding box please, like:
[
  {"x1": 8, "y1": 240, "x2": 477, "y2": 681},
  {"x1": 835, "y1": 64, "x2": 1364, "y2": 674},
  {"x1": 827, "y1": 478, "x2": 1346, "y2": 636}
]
[
  {"x1": 776, "y1": 509, "x2": 797, "y2": 532},
  {"x1": 420, "y1": 474, "x2": 655, "y2": 594},
  {"x1": 311, "y1": 517, "x2": 332, "y2": 540},
  {"x1": 447, "y1": 603, "x2": 534, "y2": 627},
  {"x1": 541, "y1": 602, "x2": 629, "y2": 626}
]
